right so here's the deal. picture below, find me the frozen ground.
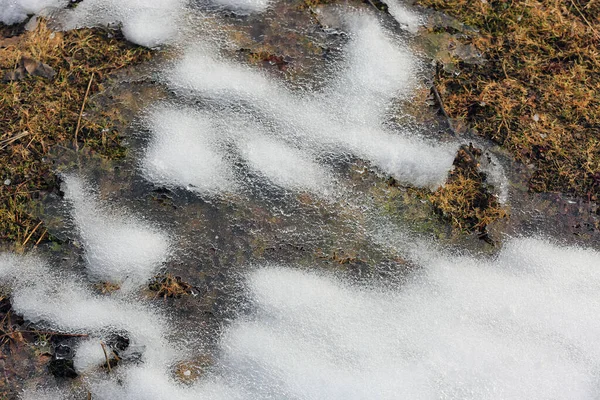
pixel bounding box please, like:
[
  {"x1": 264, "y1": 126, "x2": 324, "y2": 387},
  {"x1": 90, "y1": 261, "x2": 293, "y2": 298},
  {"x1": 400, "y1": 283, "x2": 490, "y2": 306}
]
[{"x1": 1, "y1": 0, "x2": 600, "y2": 399}]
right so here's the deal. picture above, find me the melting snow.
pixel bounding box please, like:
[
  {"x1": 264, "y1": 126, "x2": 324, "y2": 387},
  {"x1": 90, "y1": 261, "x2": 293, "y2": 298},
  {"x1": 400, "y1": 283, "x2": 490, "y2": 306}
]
[
  {"x1": 62, "y1": 175, "x2": 171, "y2": 289},
  {"x1": 1, "y1": 1, "x2": 599, "y2": 399}
]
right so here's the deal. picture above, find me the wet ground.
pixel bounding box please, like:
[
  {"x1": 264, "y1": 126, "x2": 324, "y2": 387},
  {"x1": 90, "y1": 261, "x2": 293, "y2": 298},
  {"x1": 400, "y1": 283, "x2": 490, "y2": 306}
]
[{"x1": 1, "y1": 0, "x2": 599, "y2": 397}]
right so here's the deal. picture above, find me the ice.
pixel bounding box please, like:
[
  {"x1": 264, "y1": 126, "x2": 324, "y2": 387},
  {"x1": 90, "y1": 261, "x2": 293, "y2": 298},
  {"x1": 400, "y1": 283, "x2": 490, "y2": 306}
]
[
  {"x1": 59, "y1": 0, "x2": 185, "y2": 47},
  {"x1": 210, "y1": 0, "x2": 272, "y2": 13},
  {"x1": 164, "y1": 12, "x2": 456, "y2": 191},
  {"x1": 62, "y1": 174, "x2": 171, "y2": 288},
  {"x1": 0, "y1": 0, "x2": 66, "y2": 25},
  {"x1": 0, "y1": 2, "x2": 584, "y2": 399},
  {"x1": 195, "y1": 239, "x2": 600, "y2": 399},
  {"x1": 385, "y1": 0, "x2": 422, "y2": 33},
  {"x1": 141, "y1": 106, "x2": 236, "y2": 195},
  {"x1": 73, "y1": 338, "x2": 110, "y2": 373},
  {"x1": 238, "y1": 136, "x2": 333, "y2": 194}
]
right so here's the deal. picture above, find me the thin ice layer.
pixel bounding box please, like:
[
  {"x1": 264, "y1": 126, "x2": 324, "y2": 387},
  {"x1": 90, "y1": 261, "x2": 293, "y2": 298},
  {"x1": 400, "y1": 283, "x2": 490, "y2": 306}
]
[
  {"x1": 167, "y1": 13, "x2": 456, "y2": 190},
  {"x1": 194, "y1": 239, "x2": 600, "y2": 399},
  {"x1": 141, "y1": 106, "x2": 236, "y2": 195},
  {"x1": 62, "y1": 174, "x2": 170, "y2": 287}
]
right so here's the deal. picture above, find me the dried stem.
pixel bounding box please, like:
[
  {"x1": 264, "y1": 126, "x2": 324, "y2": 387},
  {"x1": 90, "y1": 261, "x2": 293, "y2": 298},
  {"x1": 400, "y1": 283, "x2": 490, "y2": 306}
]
[{"x1": 74, "y1": 73, "x2": 94, "y2": 151}]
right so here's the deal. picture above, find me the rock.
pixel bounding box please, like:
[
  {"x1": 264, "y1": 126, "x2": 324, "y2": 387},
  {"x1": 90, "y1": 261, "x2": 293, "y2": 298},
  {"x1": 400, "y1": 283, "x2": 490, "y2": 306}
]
[
  {"x1": 20, "y1": 56, "x2": 56, "y2": 79},
  {"x1": 2, "y1": 67, "x2": 25, "y2": 82},
  {"x1": 48, "y1": 344, "x2": 78, "y2": 379}
]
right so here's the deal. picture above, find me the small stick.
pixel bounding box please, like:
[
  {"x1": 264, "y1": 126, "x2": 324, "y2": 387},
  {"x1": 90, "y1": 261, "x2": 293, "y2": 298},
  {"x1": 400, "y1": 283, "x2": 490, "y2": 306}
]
[
  {"x1": 0, "y1": 131, "x2": 29, "y2": 150},
  {"x1": 34, "y1": 229, "x2": 47, "y2": 246},
  {"x1": 100, "y1": 341, "x2": 112, "y2": 372},
  {"x1": 74, "y1": 73, "x2": 94, "y2": 152},
  {"x1": 431, "y1": 83, "x2": 457, "y2": 136},
  {"x1": 431, "y1": 61, "x2": 459, "y2": 136},
  {"x1": 365, "y1": 0, "x2": 379, "y2": 10},
  {"x1": 22, "y1": 220, "x2": 43, "y2": 247},
  {"x1": 16, "y1": 330, "x2": 89, "y2": 337}
]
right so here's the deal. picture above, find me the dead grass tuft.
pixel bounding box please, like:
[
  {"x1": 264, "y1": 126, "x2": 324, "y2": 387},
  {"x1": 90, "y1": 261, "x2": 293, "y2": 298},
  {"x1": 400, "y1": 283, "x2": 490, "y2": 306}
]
[
  {"x1": 173, "y1": 355, "x2": 213, "y2": 384},
  {"x1": 94, "y1": 281, "x2": 122, "y2": 294},
  {"x1": 148, "y1": 273, "x2": 193, "y2": 299},
  {"x1": 430, "y1": 144, "x2": 507, "y2": 237}
]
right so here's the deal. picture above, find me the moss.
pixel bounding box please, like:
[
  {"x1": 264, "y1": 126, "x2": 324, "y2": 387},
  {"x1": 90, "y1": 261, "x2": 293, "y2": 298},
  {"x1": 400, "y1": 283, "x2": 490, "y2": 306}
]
[
  {"x1": 148, "y1": 273, "x2": 193, "y2": 299},
  {"x1": 429, "y1": 144, "x2": 507, "y2": 237},
  {"x1": 416, "y1": 0, "x2": 600, "y2": 200},
  {"x1": 0, "y1": 20, "x2": 152, "y2": 248}
]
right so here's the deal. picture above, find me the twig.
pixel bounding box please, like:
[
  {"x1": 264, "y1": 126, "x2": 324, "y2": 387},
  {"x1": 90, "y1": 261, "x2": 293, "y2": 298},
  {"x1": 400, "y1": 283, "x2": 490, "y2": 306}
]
[
  {"x1": 34, "y1": 229, "x2": 47, "y2": 246},
  {"x1": 365, "y1": 0, "x2": 379, "y2": 10},
  {"x1": 16, "y1": 330, "x2": 89, "y2": 337},
  {"x1": 431, "y1": 83, "x2": 458, "y2": 136},
  {"x1": 100, "y1": 341, "x2": 112, "y2": 372},
  {"x1": 0, "y1": 131, "x2": 30, "y2": 150},
  {"x1": 74, "y1": 73, "x2": 94, "y2": 152},
  {"x1": 22, "y1": 220, "x2": 43, "y2": 247}
]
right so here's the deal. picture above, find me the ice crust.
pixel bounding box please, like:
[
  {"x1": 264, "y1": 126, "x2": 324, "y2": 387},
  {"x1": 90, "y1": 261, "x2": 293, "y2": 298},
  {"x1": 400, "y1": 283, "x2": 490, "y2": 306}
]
[
  {"x1": 4, "y1": 237, "x2": 600, "y2": 399},
  {"x1": 1, "y1": 2, "x2": 595, "y2": 400},
  {"x1": 62, "y1": 175, "x2": 171, "y2": 288},
  {"x1": 160, "y1": 13, "x2": 456, "y2": 194}
]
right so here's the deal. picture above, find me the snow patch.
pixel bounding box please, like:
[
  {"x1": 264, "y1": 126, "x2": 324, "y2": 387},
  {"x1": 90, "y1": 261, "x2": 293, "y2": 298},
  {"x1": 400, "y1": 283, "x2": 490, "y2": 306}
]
[
  {"x1": 385, "y1": 0, "x2": 422, "y2": 33},
  {"x1": 210, "y1": 0, "x2": 272, "y2": 13},
  {"x1": 199, "y1": 239, "x2": 600, "y2": 399},
  {"x1": 165, "y1": 13, "x2": 456, "y2": 191},
  {"x1": 0, "y1": 0, "x2": 66, "y2": 25},
  {"x1": 239, "y1": 136, "x2": 333, "y2": 194},
  {"x1": 62, "y1": 174, "x2": 171, "y2": 289},
  {"x1": 141, "y1": 106, "x2": 236, "y2": 195},
  {"x1": 60, "y1": 0, "x2": 185, "y2": 47},
  {"x1": 73, "y1": 338, "x2": 110, "y2": 373}
]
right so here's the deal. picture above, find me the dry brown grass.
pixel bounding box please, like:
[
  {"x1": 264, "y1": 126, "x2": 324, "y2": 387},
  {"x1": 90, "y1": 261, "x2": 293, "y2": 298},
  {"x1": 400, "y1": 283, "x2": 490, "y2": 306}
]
[
  {"x1": 429, "y1": 144, "x2": 507, "y2": 236},
  {"x1": 148, "y1": 273, "x2": 193, "y2": 299},
  {"x1": 417, "y1": 0, "x2": 600, "y2": 200},
  {"x1": 173, "y1": 355, "x2": 213, "y2": 384},
  {"x1": 94, "y1": 281, "x2": 122, "y2": 294},
  {"x1": 0, "y1": 20, "x2": 151, "y2": 248}
]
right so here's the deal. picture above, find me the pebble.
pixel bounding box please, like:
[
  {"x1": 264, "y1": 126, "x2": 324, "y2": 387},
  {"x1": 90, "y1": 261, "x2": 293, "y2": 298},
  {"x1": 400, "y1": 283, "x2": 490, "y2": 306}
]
[{"x1": 4, "y1": 179, "x2": 10, "y2": 185}]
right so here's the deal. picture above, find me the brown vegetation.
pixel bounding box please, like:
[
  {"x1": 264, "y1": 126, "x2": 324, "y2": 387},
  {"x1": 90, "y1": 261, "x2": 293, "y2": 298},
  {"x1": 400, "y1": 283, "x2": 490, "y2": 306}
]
[
  {"x1": 0, "y1": 20, "x2": 151, "y2": 248},
  {"x1": 148, "y1": 273, "x2": 193, "y2": 299},
  {"x1": 430, "y1": 144, "x2": 507, "y2": 237},
  {"x1": 417, "y1": 0, "x2": 600, "y2": 200}
]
